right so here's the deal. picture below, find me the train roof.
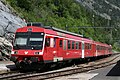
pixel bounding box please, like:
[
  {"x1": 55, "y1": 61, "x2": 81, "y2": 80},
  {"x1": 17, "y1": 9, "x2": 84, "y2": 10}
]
[
  {"x1": 94, "y1": 41, "x2": 111, "y2": 47},
  {"x1": 19, "y1": 22, "x2": 111, "y2": 48},
  {"x1": 27, "y1": 22, "x2": 83, "y2": 37}
]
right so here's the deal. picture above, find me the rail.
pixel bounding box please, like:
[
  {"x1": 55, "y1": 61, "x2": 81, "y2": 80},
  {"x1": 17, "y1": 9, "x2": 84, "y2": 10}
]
[{"x1": 0, "y1": 53, "x2": 119, "y2": 80}]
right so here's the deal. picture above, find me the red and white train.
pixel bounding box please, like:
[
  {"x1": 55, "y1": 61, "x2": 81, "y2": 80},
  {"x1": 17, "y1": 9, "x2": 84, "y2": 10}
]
[{"x1": 11, "y1": 23, "x2": 112, "y2": 69}]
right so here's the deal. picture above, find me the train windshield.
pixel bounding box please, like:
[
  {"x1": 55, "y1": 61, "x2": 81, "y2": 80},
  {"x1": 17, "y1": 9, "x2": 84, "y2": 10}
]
[{"x1": 13, "y1": 32, "x2": 44, "y2": 50}]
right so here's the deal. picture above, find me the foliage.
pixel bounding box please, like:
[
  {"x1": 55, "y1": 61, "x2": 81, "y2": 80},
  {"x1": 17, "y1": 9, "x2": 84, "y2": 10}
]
[{"x1": 6, "y1": 0, "x2": 118, "y2": 50}]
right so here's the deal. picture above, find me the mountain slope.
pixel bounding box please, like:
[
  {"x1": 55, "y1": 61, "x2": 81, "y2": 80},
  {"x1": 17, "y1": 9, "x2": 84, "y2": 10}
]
[
  {"x1": 77, "y1": 0, "x2": 120, "y2": 19},
  {"x1": 6, "y1": 0, "x2": 109, "y2": 39},
  {"x1": 76, "y1": 0, "x2": 120, "y2": 50},
  {"x1": 6, "y1": 0, "x2": 120, "y2": 51}
]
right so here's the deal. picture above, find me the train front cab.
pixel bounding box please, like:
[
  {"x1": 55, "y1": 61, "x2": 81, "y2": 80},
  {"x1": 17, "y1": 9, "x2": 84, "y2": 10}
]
[{"x1": 11, "y1": 26, "x2": 47, "y2": 65}]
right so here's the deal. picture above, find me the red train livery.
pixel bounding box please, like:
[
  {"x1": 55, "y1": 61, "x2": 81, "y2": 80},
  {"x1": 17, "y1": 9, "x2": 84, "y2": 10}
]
[{"x1": 11, "y1": 23, "x2": 112, "y2": 69}]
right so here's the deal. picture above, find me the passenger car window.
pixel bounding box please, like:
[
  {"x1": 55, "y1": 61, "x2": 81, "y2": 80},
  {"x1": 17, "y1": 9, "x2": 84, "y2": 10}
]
[
  {"x1": 63, "y1": 40, "x2": 67, "y2": 50},
  {"x1": 59, "y1": 40, "x2": 63, "y2": 47},
  {"x1": 72, "y1": 41, "x2": 75, "y2": 49},
  {"x1": 76, "y1": 42, "x2": 79, "y2": 49},
  {"x1": 68, "y1": 40, "x2": 71, "y2": 49}
]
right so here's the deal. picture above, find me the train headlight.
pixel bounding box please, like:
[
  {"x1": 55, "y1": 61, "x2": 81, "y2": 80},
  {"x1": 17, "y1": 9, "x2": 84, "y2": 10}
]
[
  {"x1": 34, "y1": 52, "x2": 43, "y2": 55},
  {"x1": 11, "y1": 51, "x2": 18, "y2": 54},
  {"x1": 11, "y1": 51, "x2": 14, "y2": 54},
  {"x1": 12, "y1": 51, "x2": 18, "y2": 54},
  {"x1": 34, "y1": 52, "x2": 39, "y2": 55},
  {"x1": 14, "y1": 51, "x2": 18, "y2": 54}
]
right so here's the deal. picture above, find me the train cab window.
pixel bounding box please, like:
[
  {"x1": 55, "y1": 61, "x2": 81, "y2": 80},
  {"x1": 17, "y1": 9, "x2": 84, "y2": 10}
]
[
  {"x1": 72, "y1": 41, "x2": 75, "y2": 49},
  {"x1": 68, "y1": 40, "x2": 71, "y2": 49},
  {"x1": 59, "y1": 40, "x2": 63, "y2": 47},
  {"x1": 45, "y1": 38, "x2": 50, "y2": 47},
  {"x1": 76, "y1": 42, "x2": 79, "y2": 49},
  {"x1": 63, "y1": 40, "x2": 67, "y2": 50}
]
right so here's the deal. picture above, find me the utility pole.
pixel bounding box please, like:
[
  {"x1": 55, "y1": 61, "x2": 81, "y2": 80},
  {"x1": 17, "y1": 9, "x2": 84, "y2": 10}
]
[{"x1": 92, "y1": 14, "x2": 95, "y2": 27}]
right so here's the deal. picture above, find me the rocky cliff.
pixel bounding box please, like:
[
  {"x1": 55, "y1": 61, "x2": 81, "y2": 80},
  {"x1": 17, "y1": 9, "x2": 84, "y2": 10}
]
[
  {"x1": 76, "y1": 0, "x2": 120, "y2": 21},
  {"x1": 0, "y1": 0, "x2": 26, "y2": 60},
  {"x1": 76, "y1": 0, "x2": 120, "y2": 47}
]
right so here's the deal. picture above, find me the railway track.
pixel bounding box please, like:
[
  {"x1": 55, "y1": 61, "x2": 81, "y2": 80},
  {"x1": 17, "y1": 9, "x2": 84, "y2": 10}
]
[{"x1": 0, "y1": 53, "x2": 120, "y2": 80}]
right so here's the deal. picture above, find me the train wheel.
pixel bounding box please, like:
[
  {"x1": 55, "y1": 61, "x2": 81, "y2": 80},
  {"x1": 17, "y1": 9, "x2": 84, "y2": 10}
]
[{"x1": 15, "y1": 62, "x2": 21, "y2": 69}]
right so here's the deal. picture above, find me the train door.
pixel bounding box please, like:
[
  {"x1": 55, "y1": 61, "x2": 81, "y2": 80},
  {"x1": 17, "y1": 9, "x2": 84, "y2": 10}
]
[
  {"x1": 92, "y1": 44, "x2": 96, "y2": 57},
  {"x1": 44, "y1": 36, "x2": 57, "y2": 61},
  {"x1": 79, "y1": 42, "x2": 82, "y2": 58},
  {"x1": 63, "y1": 39, "x2": 67, "y2": 58},
  {"x1": 53, "y1": 38, "x2": 66, "y2": 62},
  {"x1": 82, "y1": 41, "x2": 85, "y2": 58},
  {"x1": 57, "y1": 38, "x2": 64, "y2": 57},
  {"x1": 96, "y1": 45, "x2": 98, "y2": 57}
]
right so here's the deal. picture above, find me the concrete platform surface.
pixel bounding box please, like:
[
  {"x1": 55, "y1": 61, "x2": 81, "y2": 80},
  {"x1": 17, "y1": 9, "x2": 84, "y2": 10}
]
[{"x1": 0, "y1": 61, "x2": 15, "y2": 74}]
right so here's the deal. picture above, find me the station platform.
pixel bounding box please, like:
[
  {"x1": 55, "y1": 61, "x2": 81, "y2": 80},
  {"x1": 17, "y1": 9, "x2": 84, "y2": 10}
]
[{"x1": 0, "y1": 61, "x2": 16, "y2": 74}]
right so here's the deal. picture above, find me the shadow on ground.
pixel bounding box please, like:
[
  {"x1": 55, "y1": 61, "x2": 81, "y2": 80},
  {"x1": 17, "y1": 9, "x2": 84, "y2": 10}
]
[
  {"x1": 106, "y1": 60, "x2": 120, "y2": 76},
  {"x1": 6, "y1": 65, "x2": 16, "y2": 70}
]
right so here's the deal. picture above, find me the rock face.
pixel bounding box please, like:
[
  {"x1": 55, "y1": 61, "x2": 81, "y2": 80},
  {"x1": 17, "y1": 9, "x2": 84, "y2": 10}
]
[
  {"x1": 0, "y1": 1, "x2": 26, "y2": 60},
  {"x1": 0, "y1": 37, "x2": 12, "y2": 60},
  {"x1": 76, "y1": 0, "x2": 120, "y2": 20}
]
